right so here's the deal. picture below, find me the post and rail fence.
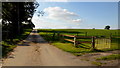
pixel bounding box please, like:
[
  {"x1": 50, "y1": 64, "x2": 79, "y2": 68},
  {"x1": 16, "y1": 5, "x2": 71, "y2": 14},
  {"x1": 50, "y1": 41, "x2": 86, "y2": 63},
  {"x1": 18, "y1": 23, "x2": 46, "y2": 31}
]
[
  {"x1": 39, "y1": 31, "x2": 112, "y2": 50},
  {"x1": 60, "y1": 34, "x2": 111, "y2": 50},
  {"x1": 60, "y1": 34, "x2": 96, "y2": 49}
]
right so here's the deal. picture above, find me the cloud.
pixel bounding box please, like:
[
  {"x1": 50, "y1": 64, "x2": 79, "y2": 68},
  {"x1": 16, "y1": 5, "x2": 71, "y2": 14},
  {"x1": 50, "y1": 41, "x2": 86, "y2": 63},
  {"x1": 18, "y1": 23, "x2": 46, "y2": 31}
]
[
  {"x1": 32, "y1": 7, "x2": 82, "y2": 29},
  {"x1": 72, "y1": 19, "x2": 82, "y2": 23},
  {"x1": 32, "y1": 15, "x2": 70, "y2": 29},
  {"x1": 43, "y1": 7, "x2": 81, "y2": 23}
]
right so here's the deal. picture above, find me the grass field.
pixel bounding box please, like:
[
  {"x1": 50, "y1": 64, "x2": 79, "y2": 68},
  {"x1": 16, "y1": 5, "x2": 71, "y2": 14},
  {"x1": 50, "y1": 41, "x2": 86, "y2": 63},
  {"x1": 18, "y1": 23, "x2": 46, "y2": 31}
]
[
  {"x1": 38, "y1": 29, "x2": 119, "y2": 37},
  {"x1": 38, "y1": 29, "x2": 119, "y2": 55}
]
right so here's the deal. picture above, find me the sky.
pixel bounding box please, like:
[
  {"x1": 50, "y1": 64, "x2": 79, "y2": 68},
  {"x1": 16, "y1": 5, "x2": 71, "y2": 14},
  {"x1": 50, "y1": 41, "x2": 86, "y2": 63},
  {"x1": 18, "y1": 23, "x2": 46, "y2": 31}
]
[{"x1": 32, "y1": 1, "x2": 118, "y2": 29}]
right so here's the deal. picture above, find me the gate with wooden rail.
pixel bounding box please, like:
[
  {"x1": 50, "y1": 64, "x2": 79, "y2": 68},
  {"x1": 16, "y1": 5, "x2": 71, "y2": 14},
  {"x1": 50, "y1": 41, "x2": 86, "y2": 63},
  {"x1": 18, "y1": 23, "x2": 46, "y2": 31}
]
[
  {"x1": 60, "y1": 34, "x2": 96, "y2": 49},
  {"x1": 60, "y1": 34, "x2": 111, "y2": 50}
]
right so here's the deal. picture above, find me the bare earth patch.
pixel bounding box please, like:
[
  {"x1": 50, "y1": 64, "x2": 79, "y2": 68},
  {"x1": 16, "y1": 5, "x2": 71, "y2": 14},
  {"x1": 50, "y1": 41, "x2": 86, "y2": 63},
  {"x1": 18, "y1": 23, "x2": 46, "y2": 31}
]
[{"x1": 79, "y1": 50, "x2": 119, "y2": 66}]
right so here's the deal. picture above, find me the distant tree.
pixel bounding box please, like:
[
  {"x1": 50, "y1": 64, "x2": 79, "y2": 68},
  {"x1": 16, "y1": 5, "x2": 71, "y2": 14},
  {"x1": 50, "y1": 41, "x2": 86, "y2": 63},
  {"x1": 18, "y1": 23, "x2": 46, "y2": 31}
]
[{"x1": 105, "y1": 25, "x2": 110, "y2": 30}]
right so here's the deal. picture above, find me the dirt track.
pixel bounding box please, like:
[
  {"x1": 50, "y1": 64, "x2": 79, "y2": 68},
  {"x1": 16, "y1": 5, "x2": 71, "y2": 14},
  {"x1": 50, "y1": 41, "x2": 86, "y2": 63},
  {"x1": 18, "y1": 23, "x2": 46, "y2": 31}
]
[{"x1": 3, "y1": 30, "x2": 93, "y2": 66}]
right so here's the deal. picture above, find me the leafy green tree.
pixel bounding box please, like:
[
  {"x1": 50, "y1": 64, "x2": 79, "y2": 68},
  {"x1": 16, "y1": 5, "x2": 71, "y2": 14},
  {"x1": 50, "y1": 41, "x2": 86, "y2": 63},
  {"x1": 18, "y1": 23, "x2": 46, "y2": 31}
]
[
  {"x1": 2, "y1": 2, "x2": 39, "y2": 40},
  {"x1": 105, "y1": 25, "x2": 110, "y2": 30}
]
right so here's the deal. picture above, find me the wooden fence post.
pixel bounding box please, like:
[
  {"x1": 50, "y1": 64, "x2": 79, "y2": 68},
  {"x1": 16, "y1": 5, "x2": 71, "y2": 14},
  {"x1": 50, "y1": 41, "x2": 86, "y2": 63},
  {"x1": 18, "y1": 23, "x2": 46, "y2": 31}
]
[
  {"x1": 52, "y1": 32, "x2": 55, "y2": 40},
  {"x1": 57, "y1": 32, "x2": 60, "y2": 40},
  {"x1": 76, "y1": 33, "x2": 79, "y2": 36},
  {"x1": 60, "y1": 35, "x2": 64, "y2": 42},
  {"x1": 92, "y1": 36, "x2": 95, "y2": 50},
  {"x1": 85, "y1": 32, "x2": 87, "y2": 36},
  {"x1": 110, "y1": 33, "x2": 112, "y2": 38},
  {"x1": 74, "y1": 35, "x2": 76, "y2": 47}
]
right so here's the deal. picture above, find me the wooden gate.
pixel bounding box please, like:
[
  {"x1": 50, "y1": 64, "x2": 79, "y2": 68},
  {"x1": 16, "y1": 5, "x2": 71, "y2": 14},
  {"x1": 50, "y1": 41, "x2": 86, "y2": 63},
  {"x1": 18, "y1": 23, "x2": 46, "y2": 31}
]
[{"x1": 95, "y1": 38, "x2": 111, "y2": 49}]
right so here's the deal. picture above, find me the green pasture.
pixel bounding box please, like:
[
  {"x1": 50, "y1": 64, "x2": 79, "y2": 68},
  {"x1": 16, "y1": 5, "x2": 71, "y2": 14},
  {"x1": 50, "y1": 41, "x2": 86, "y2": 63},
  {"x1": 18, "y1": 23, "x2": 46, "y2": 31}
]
[
  {"x1": 38, "y1": 29, "x2": 119, "y2": 37},
  {"x1": 38, "y1": 29, "x2": 119, "y2": 54}
]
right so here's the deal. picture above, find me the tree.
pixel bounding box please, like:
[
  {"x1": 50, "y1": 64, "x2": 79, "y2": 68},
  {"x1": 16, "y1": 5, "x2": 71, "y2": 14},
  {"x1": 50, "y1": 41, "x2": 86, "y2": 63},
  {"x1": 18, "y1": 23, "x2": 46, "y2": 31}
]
[
  {"x1": 2, "y1": 2, "x2": 39, "y2": 40},
  {"x1": 105, "y1": 25, "x2": 110, "y2": 30}
]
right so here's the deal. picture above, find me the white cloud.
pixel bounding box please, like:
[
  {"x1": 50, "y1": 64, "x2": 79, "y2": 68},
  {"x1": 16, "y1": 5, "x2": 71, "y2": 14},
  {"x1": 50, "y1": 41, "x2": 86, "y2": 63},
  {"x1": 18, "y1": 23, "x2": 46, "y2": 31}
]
[
  {"x1": 32, "y1": 7, "x2": 82, "y2": 29},
  {"x1": 32, "y1": 16, "x2": 70, "y2": 29},
  {"x1": 43, "y1": 7, "x2": 81, "y2": 23},
  {"x1": 72, "y1": 19, "x2": 82, "y2": 23}
]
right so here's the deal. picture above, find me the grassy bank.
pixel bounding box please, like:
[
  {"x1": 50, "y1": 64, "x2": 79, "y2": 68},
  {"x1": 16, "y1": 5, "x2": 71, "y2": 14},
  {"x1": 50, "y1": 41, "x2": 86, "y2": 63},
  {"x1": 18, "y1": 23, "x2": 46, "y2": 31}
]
[
  {"x1": 1, "y1": 29, "x2": 32, "y2": 57},
  {"x1": 38, "y1": 29, "x2": 119, "y2": 55},
  {"x1": 96, "y1": 54, "x2": 120, "y2": 60}
]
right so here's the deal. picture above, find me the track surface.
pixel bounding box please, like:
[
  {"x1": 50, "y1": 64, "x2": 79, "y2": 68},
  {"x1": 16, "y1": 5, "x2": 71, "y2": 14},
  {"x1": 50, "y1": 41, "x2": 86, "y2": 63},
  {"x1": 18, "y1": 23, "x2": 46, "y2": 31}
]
[{"x1": 3, "y1": 30, "x2": 93, "y2": 66}]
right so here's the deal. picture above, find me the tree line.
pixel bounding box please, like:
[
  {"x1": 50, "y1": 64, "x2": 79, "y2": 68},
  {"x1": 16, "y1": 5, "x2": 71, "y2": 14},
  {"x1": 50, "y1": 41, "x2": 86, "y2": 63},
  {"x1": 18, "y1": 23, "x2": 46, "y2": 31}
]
[{"x1": 2, "y1": 2, "x2": 39, "y2": 40}]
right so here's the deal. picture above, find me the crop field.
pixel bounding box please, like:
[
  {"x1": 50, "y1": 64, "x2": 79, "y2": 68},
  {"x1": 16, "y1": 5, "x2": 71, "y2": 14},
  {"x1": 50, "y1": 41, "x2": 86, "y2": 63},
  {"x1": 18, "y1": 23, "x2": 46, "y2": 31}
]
[{"x1": 38, "y1": 29, "x2": 119, "y2": 54}]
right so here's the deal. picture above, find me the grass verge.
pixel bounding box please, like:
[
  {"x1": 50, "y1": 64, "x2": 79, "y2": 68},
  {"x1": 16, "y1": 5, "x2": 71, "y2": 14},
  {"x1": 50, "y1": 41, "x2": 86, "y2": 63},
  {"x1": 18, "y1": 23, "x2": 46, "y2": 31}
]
[
  {"x1": 1, "y1": 41, "x2": 17, "y2": 57},
  {"x1": 96, "y1": 54, "x2": 120, "y2": 60},
  {"x1": 52, "y1": 42, "x2": 91, "y2": 53},
  {"x1": 1, "y1": 29, "x2": 32, "y2": 57},
  {"x1": 92, "y1": 61, "x2": 106, "y2": 66}
]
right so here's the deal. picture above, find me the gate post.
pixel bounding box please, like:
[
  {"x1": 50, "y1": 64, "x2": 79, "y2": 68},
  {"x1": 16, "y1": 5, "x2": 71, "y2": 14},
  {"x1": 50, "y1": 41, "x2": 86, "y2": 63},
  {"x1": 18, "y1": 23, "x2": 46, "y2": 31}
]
[
  {"x1": 85, "y1": 32, "x2": 87, "y2": 36},
  {"x1": 52, "y1": 32, "x2": 55, "y2": 40},
  {"x1": 74, "y1": 35, "x2": 76, "y2": 47},
  {"x1": 92, "y1": 36, "x2": 95, "y2": 50},
  {"x1": 57, "y1": 32, "x2": 60, "y2": 40},
  {"x1": 60, "y1": 35, "x2": 64, "y2": 42}
]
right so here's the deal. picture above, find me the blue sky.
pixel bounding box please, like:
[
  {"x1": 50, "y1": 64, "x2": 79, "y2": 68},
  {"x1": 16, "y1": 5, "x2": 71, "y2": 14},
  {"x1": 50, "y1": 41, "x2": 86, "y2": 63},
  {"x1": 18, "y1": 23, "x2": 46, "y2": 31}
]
[{"x1": 32, "y1": 2, "x2": 118, "y2": 29}]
